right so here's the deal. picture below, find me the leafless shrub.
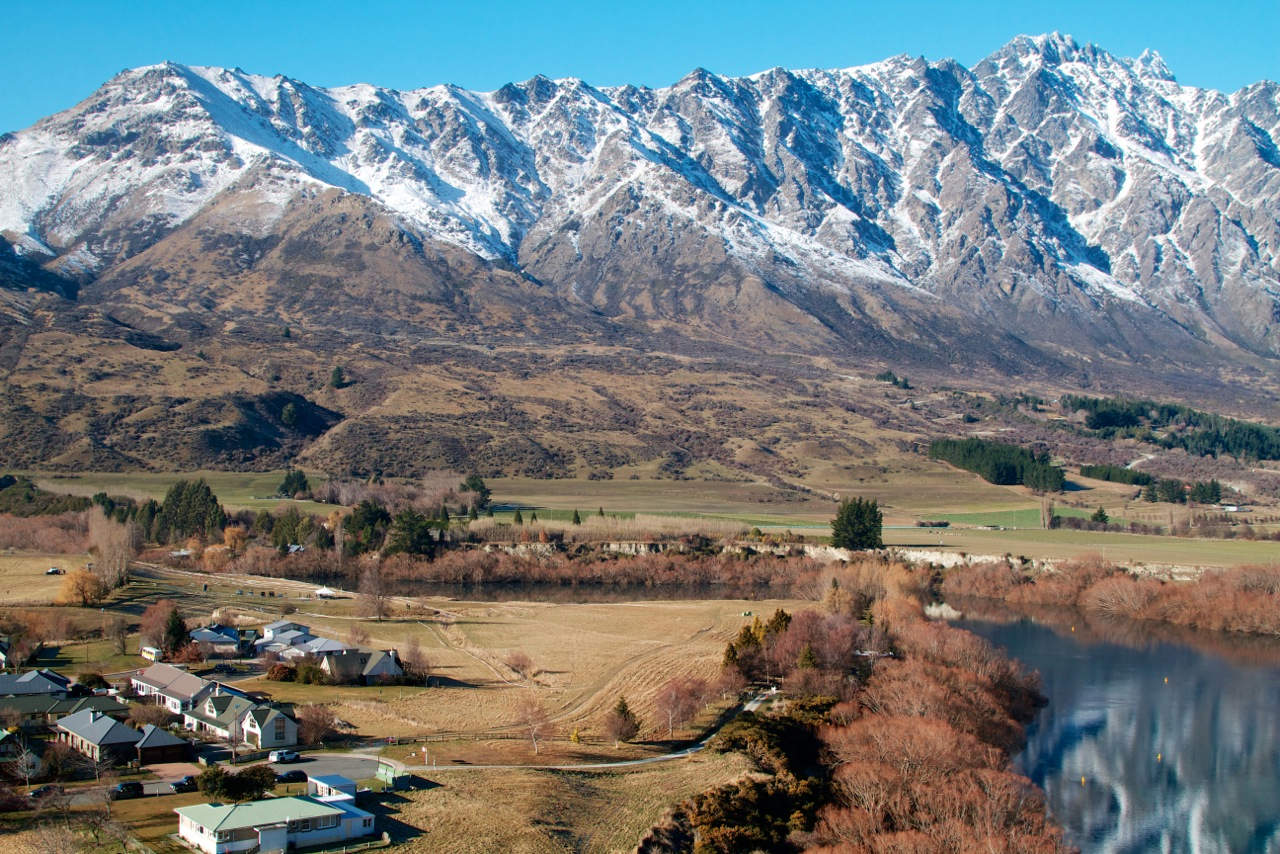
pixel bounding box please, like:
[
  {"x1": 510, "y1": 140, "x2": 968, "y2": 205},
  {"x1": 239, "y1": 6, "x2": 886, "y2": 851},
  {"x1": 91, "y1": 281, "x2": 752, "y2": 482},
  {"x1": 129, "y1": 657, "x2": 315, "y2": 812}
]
[
  {"x1": 296, "y1": 704, "x2": 339, "y2": 745},
  {"x1": 504, "y1": 651, "x2": 535, "y2": 680}
]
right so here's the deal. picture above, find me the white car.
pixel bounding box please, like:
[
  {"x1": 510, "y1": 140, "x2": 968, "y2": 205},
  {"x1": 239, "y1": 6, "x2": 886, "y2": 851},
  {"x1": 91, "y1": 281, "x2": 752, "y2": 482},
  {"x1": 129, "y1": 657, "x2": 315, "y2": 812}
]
[{"x1": 269, "y1": 749, "x2": 300, "y2": 763}]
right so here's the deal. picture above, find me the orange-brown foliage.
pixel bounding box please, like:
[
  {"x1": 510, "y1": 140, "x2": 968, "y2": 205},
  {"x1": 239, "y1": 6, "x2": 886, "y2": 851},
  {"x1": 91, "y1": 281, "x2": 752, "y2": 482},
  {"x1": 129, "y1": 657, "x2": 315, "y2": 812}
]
[
  {"x1": 947, "y1": 557, "x2": 1280, "y2": 638},
  {"x1": 0, "y1": 512, "x2": 89, "y2": 552}
]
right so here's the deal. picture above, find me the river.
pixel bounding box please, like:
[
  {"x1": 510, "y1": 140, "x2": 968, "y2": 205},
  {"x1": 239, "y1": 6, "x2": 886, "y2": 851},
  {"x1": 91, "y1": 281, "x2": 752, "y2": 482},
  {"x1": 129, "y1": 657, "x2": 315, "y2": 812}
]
[{"x1": 952, "y1": 600, "x2": 1280, "y2": 853}]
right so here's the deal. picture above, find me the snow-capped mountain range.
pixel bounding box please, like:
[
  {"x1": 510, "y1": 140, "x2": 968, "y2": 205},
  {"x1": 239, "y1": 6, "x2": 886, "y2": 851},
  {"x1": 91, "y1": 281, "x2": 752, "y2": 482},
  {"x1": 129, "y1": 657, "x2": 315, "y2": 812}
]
[{"x1": 2, "y1": 32, "x2": 1279, "y2": 371}]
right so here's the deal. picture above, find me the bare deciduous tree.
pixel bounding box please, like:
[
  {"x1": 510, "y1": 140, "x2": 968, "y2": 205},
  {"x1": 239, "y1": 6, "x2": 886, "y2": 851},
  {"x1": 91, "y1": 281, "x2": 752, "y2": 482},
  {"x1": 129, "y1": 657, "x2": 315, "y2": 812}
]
[
  {"x1": 127, "y1": 703, "x2": 175, "y2": 729},
  {"x1": 603, "y1": 697, "x2": 640, "y2": 748},
  {"x1": 654, "y1": 677, "x2": 702, "y2": 738},
  {"x1": 402, "y1": 635, "x2": 431, "y2": 682},
  {"x1": 514, "y1": 693, "x2": 550, "y2": 754},
  {"x1": 88, "y1": 507, "x2": 136, "y2": 591},
  {"x1": 31, "y1": 823, "x2": 80, "y2": 854},
  {"x1": 103, "y1": 614, "x2": 128, "y2": 656},
  {"x1": 356, "y1": 565, "x2": 391, "y2": 621},
  {"x1": 504, "y1": 651, "x2": 535, "y2": 681},
  {"x1": 296, "y1": 704, "x2": 339, "y2": 745}
]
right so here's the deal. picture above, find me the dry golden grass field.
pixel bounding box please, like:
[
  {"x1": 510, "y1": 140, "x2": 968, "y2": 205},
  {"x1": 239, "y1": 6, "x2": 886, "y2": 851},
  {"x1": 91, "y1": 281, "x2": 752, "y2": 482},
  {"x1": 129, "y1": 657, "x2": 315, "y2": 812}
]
[
  {"x1": 387, "y1": 753, "x2": 754, "y2": 854},
  {"x1": 0, "y1": 553, "x2": 87, "y2": 604},
  {"x1": 185, "y1": 568, "x2": 803, "y2": 742}
]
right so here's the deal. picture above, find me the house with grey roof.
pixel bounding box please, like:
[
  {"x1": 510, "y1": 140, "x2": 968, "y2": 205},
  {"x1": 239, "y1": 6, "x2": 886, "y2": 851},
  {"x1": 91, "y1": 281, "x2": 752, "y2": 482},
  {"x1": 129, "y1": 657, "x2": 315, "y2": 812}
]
[
  {"x1": 241, "y1": 705, "x2": 298, "y2": 750},
  {"x1": 55, "y1": 709, "x2": 141, "y2": 765},
  {"x1": 135, "y1": 723, "x2": 192, "y2": 764},
  {"x1": 0, "y1": 693, "x2": 127, "y2": 730},
  {"x1": 318, "y1": 648, "x2": 404, "y2": 686},
  {"x1": 175, "y1": 795, "x2": 376, "y2": 854},
  {"x1": 183, "y1": 690, "x2": 297, "y2": 749},
  {"x1": 281, "y1": 636, "x2": 352, "y2": 660},
  {"x1": 0, "y1": 669, "x2": 70, "y2": 698},
  {"x1": 131, "y1": 663, "x2": 214, "y2": 713},
  {"x1": 189, "y1": 624, "x2": 245, "y2": 656}
]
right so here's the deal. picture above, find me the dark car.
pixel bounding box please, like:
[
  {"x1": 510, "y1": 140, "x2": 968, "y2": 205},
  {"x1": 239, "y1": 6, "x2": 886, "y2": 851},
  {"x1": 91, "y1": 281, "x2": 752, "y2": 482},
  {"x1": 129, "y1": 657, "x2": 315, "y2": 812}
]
[
  {"x1": 108, "y1": 781, "x2": 144, "y2": 800},
  {"x1": 169, "y1": 775, "x2": 198, "y2": 793},
  {"x1": 28, "y1": 784, "x2": 64, "y2": 799},
  {"x1": 275, "y1": 769, "x2": 307, "y2": 784}
]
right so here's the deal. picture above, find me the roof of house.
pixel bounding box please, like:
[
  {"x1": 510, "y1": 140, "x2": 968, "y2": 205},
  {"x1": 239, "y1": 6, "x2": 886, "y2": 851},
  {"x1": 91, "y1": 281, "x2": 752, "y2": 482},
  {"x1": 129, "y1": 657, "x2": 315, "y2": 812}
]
[
  {"x1": 262, "y1": 620, "x2": 308, "y2": 634},
  {"x1": 176, "y1": 796, "x2": 349, "y2": 833},
  {"x1": 190, "y1": 624, "x2": 240, "y2": 644},
  {"x1": 184, "y1": 694, "x2": 257, "y2": 730},
  {"x1": 0, "y1": 670, "x2": 69, "y2": 697},
  {"x1": 246, "y1": 706, "x2": 293, "y2": 729},
  {"x1": 301, "y1": 638, "x2": 352, "y2": 654},
  {"x1": 309, "y1": 774, "x2": 356, "y2": 789},
  {"x1": 56, "y1": 709, "x2": 141, "y2": 746},
  {"x1": 54, "y1": 695, "x2": 130, "y2": 717},
  {"x1": 320, "y1": 648, "x2": 403, "y2": 681},
  {"x1": 132, "y1": 664, "x2": 211, "y2": 701},
  {"x1": 136, "y1": 723, "x2": 189, "y2": 749}
]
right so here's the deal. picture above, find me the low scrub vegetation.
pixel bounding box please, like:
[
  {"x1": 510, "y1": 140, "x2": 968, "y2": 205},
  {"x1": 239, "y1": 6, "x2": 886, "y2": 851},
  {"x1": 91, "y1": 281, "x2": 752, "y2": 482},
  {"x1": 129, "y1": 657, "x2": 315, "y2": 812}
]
[
  {"x1": 943, "y1": 558, "x2": 1280, "y2": 636},
  {"x1": 679, "y1": 558, "x2": 1067, "y2": 853}
]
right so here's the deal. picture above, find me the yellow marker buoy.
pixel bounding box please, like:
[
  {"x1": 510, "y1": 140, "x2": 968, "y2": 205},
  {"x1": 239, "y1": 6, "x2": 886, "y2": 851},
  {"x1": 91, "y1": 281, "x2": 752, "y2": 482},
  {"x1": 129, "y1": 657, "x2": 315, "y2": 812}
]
[
  {"x1": 1164, "y1": 677, "x2": 1168, "y2": 684},
  {"x1": 1157, "y1": 753, "x2": 1162, "y2": 762},
  {"x1": 1081, "y1": 776, "x2": 1086, "y2": 786}
]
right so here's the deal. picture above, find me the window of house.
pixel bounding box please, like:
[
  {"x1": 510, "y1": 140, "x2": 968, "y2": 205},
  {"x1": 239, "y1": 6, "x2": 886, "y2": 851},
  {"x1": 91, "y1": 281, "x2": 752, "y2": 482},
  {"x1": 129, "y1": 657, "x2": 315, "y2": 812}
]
[
  {"x1": 275, "y1": 718, "x2": 286, "y2": 740},
  {"x1": 363, "y1": 818, "x2": 373, "y2": 827}
]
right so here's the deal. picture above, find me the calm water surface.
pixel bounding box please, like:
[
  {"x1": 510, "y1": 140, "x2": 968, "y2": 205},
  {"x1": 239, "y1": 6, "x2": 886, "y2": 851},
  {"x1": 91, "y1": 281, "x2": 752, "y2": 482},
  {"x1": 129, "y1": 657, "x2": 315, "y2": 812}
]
[{"x1": 954, "y1": 605, "x2": 1280, "y2": 854}]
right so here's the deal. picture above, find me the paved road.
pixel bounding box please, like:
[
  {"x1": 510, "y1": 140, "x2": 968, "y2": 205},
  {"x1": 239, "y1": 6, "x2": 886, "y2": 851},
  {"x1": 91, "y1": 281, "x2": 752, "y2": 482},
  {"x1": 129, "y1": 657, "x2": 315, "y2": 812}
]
[{"x1": 256, "y1": 753, "x2": 380, "y2": 785}]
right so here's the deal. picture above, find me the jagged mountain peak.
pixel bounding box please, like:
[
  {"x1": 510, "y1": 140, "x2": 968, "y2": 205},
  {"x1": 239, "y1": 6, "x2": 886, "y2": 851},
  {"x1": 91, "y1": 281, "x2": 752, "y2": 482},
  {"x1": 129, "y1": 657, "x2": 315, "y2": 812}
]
[{"x1": 1, "y1": 35, "x2": 1277, "y2": 378}]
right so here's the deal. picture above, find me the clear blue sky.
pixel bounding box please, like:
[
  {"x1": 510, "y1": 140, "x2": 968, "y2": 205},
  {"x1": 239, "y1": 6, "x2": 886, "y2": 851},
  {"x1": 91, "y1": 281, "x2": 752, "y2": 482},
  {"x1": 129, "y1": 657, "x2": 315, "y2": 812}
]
[{"x1": 3, "y1": 0, "x2": 1276, "y2": 134}]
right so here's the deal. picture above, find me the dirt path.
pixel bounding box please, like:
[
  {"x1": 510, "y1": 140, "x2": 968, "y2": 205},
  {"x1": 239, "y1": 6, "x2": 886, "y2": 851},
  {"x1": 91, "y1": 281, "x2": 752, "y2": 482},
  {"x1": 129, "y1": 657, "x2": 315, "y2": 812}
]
[{"x1": 399, "y1": 692, "x2": 770, "y2": 772}]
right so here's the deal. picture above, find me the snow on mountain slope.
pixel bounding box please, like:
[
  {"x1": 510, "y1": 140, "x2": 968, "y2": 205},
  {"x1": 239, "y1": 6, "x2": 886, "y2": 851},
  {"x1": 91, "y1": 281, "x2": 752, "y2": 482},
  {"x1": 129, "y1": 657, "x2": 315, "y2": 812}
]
[{"x1": 1, "y1": 33, "x2": 1277, "y2": 357}]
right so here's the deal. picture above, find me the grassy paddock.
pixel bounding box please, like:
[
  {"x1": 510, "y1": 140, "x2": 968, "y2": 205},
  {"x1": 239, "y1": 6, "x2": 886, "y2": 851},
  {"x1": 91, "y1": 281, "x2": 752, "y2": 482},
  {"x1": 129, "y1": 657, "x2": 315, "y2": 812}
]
[
  {"x1": 0, "y1": 553, "x2": 88, "y2": 604},
  {"x1": 885, "y1": 526, "x2": 1280, "y2": 567},
  {"x1": 28, "y1": 471, "x2": 334, "y2": 516},
  {"x1": 389, "y1": 752, "x2": 754, "y2": 853}
]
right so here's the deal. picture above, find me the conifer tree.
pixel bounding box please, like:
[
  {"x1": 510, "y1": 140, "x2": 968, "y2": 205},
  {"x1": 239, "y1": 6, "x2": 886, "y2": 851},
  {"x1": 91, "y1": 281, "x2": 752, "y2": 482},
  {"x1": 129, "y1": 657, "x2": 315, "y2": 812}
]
[{"x1": 831, "y1": 497, "x2": 883, "y2": 550}]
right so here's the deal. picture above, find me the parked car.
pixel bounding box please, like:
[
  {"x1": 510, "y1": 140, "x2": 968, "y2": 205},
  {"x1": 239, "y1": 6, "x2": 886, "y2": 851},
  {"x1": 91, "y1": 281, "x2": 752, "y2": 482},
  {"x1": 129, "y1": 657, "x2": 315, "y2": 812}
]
[
  {"x1": 28, "y1": 784, "x2": 64, "y2": 799},
  {"x1": 275, "y1": 769, "x2": 307, "y2": 784},
  {"x1": 169, "y1": 775, "x2": 198, "y2": 793},
  {"x1": 269, "y1": 749, "x2": 300, "y2": 763},
  {"x1": 108, "y1": 781, "x2": 144, "y2": 800}
]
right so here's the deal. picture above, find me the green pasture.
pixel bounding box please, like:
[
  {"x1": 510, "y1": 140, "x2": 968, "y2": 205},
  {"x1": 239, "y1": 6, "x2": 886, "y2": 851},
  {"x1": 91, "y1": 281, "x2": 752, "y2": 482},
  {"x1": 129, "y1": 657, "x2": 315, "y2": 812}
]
[
  {"x1": 883, "y1": 526, "x2": 1279, "y2": 568},
  {"x1": 28, "y1": 470, "x2": 335, "y2": 515}
]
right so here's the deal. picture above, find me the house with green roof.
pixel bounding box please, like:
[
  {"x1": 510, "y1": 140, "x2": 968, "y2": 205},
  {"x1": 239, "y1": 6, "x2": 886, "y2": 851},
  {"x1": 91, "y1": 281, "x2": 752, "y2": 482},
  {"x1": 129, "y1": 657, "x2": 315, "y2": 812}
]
[{"x1": 175, "y1": 795, "x2": 377, "y2": 854}]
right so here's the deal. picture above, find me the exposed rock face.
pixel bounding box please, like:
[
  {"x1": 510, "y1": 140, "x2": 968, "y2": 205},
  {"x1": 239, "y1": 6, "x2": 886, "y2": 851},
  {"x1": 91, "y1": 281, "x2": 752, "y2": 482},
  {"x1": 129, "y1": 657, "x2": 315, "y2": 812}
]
[
  {"x1": 0, "y1": 35, "x2": 1277, "y2": 473},
  {"x1": 2, "y1": 33, "x2": 1277, "y2": 372}
]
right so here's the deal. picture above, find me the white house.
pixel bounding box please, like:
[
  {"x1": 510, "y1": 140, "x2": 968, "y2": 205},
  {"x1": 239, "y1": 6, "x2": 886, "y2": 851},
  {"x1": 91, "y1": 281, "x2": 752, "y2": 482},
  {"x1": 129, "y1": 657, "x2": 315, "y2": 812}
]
[
  {"x1": 175, "y1": 795, "x2": 376, "y2": 854},
  {"x1": 130, "y1": 663, "x2": 214, "y2": 714},
  {"x1": 183, "y1": 691, "x2": 297, "y2": 749}
]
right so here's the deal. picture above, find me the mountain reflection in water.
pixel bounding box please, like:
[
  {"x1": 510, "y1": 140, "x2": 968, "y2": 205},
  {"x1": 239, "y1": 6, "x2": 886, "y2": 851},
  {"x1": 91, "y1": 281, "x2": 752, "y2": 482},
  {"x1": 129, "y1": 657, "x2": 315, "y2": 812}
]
[{"x1": 953, "y1": 601, "x2": 1280, "y2": 853}]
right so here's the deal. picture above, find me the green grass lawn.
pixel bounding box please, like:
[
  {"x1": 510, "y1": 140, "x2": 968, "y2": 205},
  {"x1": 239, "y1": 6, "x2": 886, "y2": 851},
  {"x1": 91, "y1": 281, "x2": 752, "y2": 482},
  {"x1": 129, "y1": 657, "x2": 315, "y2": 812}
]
[
  {"x1": 936, "y1": 506, "x2": 1092, "y2": 528},
  {"x1": 884, "y1": 526, "x2": 1280, "y2": 568},
  {"x1": 28, "y1": 470, "x2": 334, "y2": 515}
]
